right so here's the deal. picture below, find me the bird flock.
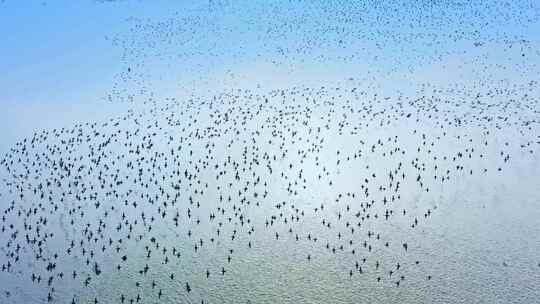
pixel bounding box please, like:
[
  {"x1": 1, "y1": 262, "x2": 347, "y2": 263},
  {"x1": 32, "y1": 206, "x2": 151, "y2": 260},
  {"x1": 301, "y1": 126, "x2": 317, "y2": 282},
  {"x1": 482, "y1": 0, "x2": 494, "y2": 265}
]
[{"x1": 1, "y1": 0, "x2": 540, "y2": 303}]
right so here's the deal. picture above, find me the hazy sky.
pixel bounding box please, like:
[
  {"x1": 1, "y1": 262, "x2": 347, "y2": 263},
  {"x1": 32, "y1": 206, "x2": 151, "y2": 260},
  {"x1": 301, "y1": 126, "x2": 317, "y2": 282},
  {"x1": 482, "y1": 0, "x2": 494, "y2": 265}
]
[
  {"x1": 1, "y1": 0, "x2": 539, "y2": 151},
  {"x1": 0, "y1": 1, "x2": 203, "y2": 149},
  {"x1": 2, "y1": 0, "x2": 538, "y2": 103}
]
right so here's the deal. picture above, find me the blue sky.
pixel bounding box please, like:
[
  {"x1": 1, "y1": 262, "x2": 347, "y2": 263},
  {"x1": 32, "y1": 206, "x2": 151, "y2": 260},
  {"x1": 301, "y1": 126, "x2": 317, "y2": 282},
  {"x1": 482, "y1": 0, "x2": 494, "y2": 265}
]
[
  {"x1": 1, "y1": 0, "x2": 538, "y2": 106},
  {"x1": 0, "y1": 1, "x2": 166, "y2": 105},
  {"x1": 0, "y1": 0, "x2": 539, "y2": 151}
]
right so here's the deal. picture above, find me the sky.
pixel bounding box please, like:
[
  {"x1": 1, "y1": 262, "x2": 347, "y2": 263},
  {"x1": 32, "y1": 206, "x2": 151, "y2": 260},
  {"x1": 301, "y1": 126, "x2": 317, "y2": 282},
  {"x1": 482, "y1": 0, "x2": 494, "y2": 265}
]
[
  {"x1": 1, "y1": 0, "x2": 539, "y2": 150},
  {"x1": 0, "y1": 1, "x2": 187, "y2": 148}
]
